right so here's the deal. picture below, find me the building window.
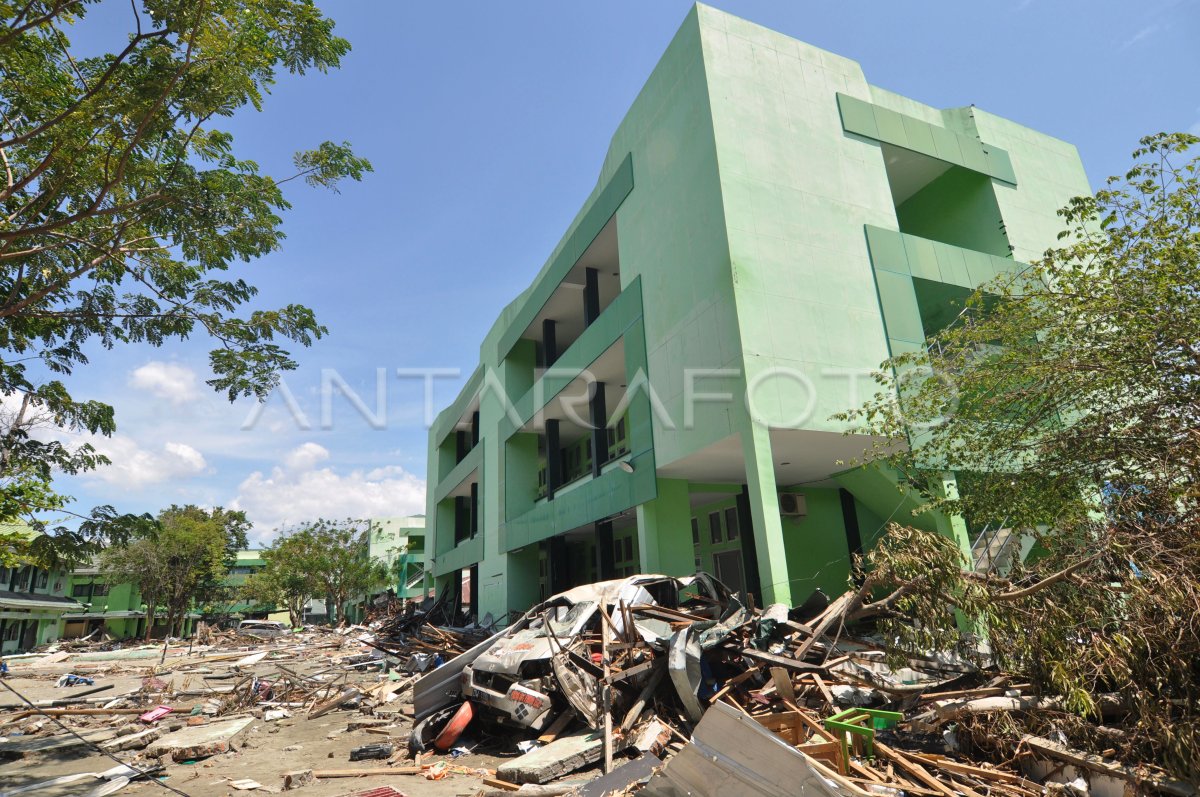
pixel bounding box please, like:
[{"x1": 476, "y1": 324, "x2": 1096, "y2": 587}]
[
  {"x1": 93, "y1": 583, "x2": 110, "y2": 596},
  {"x1": 709, "y1": 512, "x2": 722, "y2": 544},
  {"x1": 691, "y1": 518, "x2": 699, "y2": 546},
  {"x1": 724, "y1": 507, "x2": 740, "y2": 541},
  {"x1": 72, "y1": 583, "x2": 90, "y2": 598},
  {"x1": 3, "y1": 623, "x2": 19, "y2": 641},
  {"x1": 36, "y1": 570, "x2": 49, "y2": 589}
]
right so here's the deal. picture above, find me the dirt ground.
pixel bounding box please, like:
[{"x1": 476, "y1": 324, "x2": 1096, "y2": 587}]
[{"x1": 0, "y1": 644, "x2": 579, "y2": 797}]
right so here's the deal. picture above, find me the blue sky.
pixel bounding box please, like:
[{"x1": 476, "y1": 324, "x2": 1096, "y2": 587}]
[{"x1": 53, "y1": 0, "x2": 1199, "y2": 542}]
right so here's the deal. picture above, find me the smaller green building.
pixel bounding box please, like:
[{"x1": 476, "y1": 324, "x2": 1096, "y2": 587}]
[
  {"x1": 60, "y1": 566, "x2": 201, "y2": 640},
  {"x1": 213, "y1": 549, "x2": 274, "y2": 619},
  {"x1": 368, "y1": 516, "x2": 430, "y2": 600},
  {"x1": 1, "y1": 524, "x2": 82, "y2": 653}
]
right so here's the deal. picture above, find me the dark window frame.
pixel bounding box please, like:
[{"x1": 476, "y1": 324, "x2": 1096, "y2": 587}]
[{"x1": 724, "y1": 506, "x2": 740, "y2": 540}]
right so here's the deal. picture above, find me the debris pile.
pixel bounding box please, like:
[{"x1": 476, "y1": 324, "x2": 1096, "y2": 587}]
[
  {"x1": 408, "y1": 574, "x2": 1194, "y2": 796},
  {"x1": 1, "y1": 576, "x2": 1190, "y2": 797}
]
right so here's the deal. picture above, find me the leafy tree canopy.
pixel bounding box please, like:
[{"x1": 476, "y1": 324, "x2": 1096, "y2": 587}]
[
  {"x1": 262, "y1": 518, "x2": 387, "y2": 626},
  {"x1": 100, "y1": 503, "x2": 247, "y2": 639},
  {"x1": 0, "y1": 0, "x2": 371, "y2": 562},
  {"x1": 839, "y1": 133, "x2": 1200, "y2": 778}
]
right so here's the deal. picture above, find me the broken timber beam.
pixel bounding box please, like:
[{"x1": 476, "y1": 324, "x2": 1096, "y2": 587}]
[{"x1": 742, "y1": 648, "x2": 824, "y2": 673}]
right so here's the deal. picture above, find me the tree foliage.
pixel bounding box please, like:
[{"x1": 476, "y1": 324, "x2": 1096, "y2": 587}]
[
  {"x1": 838, "y1": 133, "x2": 1200, "y2": 778},
  {"x1": 257, "y1": 518, "x2": 387, "y2": 626},
  {"x1": 242, "y1": 532, "x2": 319, "y2": 628},
  {"x1": 100, "y1": 503, "x2": 248, "y2": 639},
  {"x1": 0, "y1": 0, "x2": 370, "y2": 554}
]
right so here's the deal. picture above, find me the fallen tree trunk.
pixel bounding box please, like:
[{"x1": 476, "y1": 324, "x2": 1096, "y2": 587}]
[{"x1": 934, "y1": 693, "x2": 1128, "y2": 721}]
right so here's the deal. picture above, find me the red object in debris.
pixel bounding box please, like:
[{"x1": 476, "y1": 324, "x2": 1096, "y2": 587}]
[
  {"x1": 432, "y1": 700, "x2": 473, "y2": 752},
  {"x1": 139, "y1": 705, "x2": 174, "y2": 724},
  {"x1": 342, "y1": 789, "x2": 407, "y2": 797}
]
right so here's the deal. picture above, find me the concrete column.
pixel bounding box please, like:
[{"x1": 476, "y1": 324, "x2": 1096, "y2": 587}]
[
  {"x1": 542, "y1": 320, "x2": 557, "y2": 367},
  {"x1": 735, "y1": 486, "x2": 763, "y2": 604},
  {"x1": 589, "y1": 381, "x2": 608, "y2": 477},
  {"x1": 932, "y1": 472, "x2": 973, "y2": 566},
  {"x1": 740, "y1": 424, "x2": 793, "y2": 606},
  {"x1": 469, "y1": 482, "x2": 479, "y2": 538},
  {"x1": 545, "y1": 420, "x2": 561, "y2": 499},
  {"x1": 468, "y1": 563, "x2": 480, "y2": 620},
  {"x1": 635, "y1": 478, "x2": 695, "y2": 577},
  {"x1": 506, "y1": 546, "x2": 542, "y2": 613},
  {"x1": 548, "y1": 535, "x2": 569, "y2": 593},
  {"x1": 595, "y1": 521, "x2": 615, "y2": 580},
  {"x1": 583, "y1": 267, "x2": 600, "y2": 326},
  {"x1": 838, "y1": 488, "x2": 865, "y2": 585}
]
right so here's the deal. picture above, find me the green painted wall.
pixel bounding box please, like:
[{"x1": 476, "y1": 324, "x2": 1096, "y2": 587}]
[
  {"x1": 423, "y1": 3, "x2": 1092, "y2": 620},
  {"x1": 896, "y1": 167, "x2": 1011, "y2": 257}
]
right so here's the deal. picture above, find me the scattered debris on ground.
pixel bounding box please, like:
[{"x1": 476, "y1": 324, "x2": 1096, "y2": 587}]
[{"x1": 1, "y1": 575, "x2": 1191, "y2": 797}]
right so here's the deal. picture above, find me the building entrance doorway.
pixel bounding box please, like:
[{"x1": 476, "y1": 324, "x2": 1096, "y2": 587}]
[{"x1": 713, "y1": 549, "x2": 746, "y2": 596}]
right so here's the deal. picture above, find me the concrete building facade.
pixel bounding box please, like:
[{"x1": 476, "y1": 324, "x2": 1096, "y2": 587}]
[
  {"x1": 0, "y1": 561, "x2": 80, "y2": 653},
  {"x1": 368, "y1": 516, "x2": 429, "y2": 600},
  {"x1": 424, "y1": 5, "x2": 1090, "y2": 622}
]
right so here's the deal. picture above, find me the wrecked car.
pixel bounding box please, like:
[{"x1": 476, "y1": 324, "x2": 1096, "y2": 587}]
[
  {"x1": 456, "y1": 572, "x2": 743, "y2": 731},
  {"x1": 236, "y1": 619, "x2": 288, "y2": 638}
]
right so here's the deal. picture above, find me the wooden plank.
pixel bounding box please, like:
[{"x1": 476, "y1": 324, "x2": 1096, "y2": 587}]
[
  {"x1": 606, "y1": 658, "x2": 656, "y2": 684},
  {"x1": 599, "y1": 603, "x2": 613, "y2": 775},
  {"x1": 537, "y1": 711, "x2": 574, "y2": 744},
  {"x1": 876, "y1": 742, "x2": 981, "y2": 797},
  {"x1": 770, "y1": 667, "x2": 796, "y2": 703},
  {"x1": 742, "y1": 648, "x2": 823, "y2": 673},
  {"x1": 312, "y1": 767, "x2": 423, "y2": 777},
  {"x1": 811, "y1": 673, "x2": 834, "y2": 705},
  {"x1": 911, "y1": 754, "x2": 1030, "y2": 786}
]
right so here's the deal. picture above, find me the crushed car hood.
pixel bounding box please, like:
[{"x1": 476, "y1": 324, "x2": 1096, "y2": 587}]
[{"x1": 473, "y1": 626, "x2": 558, "y2": 676}]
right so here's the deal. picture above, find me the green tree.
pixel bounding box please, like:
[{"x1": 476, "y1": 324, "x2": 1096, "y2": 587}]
[
  {"x1": 242, "y1": 532, "x2": 321, "y2": 627},
  {"x1": 0, "y1": 0, "x2": 371, "y2": 561},
  {"x1": 838, "y1": 133, "x2": 1200, "y2": 777},
  {"x1": 268, "y1": 519, "x2": 387, "y2": 625},
  {"x1": 101, "y1": 504, "x2": 248, "y2": 639}
]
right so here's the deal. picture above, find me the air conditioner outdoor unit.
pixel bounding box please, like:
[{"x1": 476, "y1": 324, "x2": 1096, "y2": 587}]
[{"x1": 778, "y1": 492, "x2": 807, "y2": 518}]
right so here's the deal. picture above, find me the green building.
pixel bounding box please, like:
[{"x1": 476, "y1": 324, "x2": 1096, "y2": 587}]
[
  {"x1": 218, "y1": 549, "x2": 272, "y2": 619},
  {"x1": 424, "y1": 4, "x2": 1089, "y2": 622},
  {"x1": 369, "y1": 516, "x2": 430, "y2": 600},
  {"x1": 59, "y1": 549, "x2": 271, "y2": 639},
  {"x1": 0, "y1": 526, "x2": 81, "y2": 652},
  {"x1": 60, "y1": 566, "x2": 201, "y2": 640}
]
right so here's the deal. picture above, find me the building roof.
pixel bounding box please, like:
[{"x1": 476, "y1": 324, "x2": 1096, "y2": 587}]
[
  {"x1": 0, "y1": 590, "x2": 83, "y2": 612},
  {"x1": 372, "y1": 516, "x2": 425, "y2": 530}
]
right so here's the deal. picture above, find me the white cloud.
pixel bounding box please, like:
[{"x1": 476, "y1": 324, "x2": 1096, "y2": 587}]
[
  {"x1": 284, "y1": 441, "x2": 330, "y2": 471},
  {"x1": 85, "y1": 435, "x2": 208, "y2": 488},
  {"x1": 129, "y1": 361, "x2": 201, "y2": 405},
  {"x1": 1118, "y1": 24, "x2": 1159, "y2": 51},
  {"x1": 232, "y1": 443, "x2": 426, "y2": 537}
]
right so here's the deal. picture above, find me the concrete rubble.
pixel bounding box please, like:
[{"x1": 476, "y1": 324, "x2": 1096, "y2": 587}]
[{"x1": 0, "y1": 577, "x2": 1192, "y2": 797}]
